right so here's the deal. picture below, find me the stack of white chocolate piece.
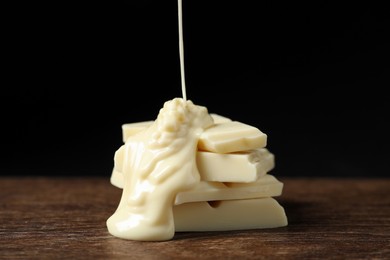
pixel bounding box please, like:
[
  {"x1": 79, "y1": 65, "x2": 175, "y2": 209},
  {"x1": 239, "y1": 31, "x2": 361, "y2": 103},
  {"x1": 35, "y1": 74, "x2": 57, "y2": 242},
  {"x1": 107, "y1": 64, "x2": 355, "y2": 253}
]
[{"x1": 110, "y1": 114, "x2": 287, "y2": 232}]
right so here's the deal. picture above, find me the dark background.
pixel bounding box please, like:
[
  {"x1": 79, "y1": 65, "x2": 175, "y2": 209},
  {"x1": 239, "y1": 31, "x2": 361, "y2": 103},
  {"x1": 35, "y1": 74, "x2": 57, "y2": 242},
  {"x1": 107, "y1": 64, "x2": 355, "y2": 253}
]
[{"x1": 1, "y1": 1, "x2": 389, "y2": 178}]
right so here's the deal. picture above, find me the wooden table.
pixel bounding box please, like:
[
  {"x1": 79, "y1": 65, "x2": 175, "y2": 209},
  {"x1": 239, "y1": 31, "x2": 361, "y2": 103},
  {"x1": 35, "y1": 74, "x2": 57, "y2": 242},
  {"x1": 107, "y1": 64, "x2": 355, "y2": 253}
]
[{"x1": 1, "y1": 177, "x2": 389, "y2": 259}]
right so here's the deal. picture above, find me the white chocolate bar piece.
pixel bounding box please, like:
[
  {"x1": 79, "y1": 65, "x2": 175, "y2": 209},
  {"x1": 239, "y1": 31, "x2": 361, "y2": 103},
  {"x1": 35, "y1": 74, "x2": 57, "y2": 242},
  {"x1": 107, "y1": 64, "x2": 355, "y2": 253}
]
[
  {"x1": 121, "y1": 115, "x2": 266, "y2": 153},
  {"x1": 209, "y1": 113, "x2": 232, "y2": 124},
  {"x1": 110, "y1": 169, "x2": 124, "y2": 189},
  {"x1": 196, "y1": 148, "x2": 274, "y2": 182},
  {"x1": 173, "y1": 198, "x2": 288, "y2": 232},
  {"x1": 198, "y1": 121, "x2": 267, "y2": 153},
  {"x1": 111, "y1": 172, "x2": 282, "y2": 205},
  {"x1": 110, "y1": 148, "x2": 275, "y2": 187},
  {"x1": 174, "y1": 174, "x2": 283, "y2": 205},
  {"x1": 121, "y1": 113, "x2": 231, "y2": 143},
  {"x1": 121, "y1": 121, "x2": 154, "y2": 143}
]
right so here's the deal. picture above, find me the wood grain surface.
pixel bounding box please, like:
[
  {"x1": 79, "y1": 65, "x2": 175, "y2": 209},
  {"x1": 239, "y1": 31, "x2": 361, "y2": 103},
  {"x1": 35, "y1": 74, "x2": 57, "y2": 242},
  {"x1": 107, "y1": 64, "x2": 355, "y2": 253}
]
[{"x1": 0, "y1": 177, "x2": 389, "y2": 259}]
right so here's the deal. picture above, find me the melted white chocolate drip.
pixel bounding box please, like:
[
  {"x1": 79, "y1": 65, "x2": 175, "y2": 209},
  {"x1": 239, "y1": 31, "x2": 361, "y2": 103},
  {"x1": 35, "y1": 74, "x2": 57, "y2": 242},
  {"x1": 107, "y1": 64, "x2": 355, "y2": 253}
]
[
  {"x1": 178, "y1": 0, "x2": 186, "y2": 100},
  {"x1": 107, "y1": 98, "x2": 213, "y2": 241}
]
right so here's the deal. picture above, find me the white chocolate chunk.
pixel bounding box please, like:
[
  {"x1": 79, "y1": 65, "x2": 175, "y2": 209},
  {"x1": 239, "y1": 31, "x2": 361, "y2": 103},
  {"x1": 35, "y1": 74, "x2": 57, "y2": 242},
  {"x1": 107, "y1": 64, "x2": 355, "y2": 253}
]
[
  {"x1": 198, "y1": 121, "x2": 267, "y2": 153},
  {"x1": 110, "y1": 169, "x2": 123, "y2": 189},
  {"x1": 196, "y1": 148, "x2": 274, "y2": 182},
  {"x1": 121, "y1": 121, "x2": 154, "y2": 143},
  {"x1": 121, "y1": 114, "x2": 231, "y2": 143},
  {"x1": 209, "y1": 113, "x2": 232, "y2": 124},
  {"x1": 174, "y1": 174, "x2": 283, "y2": 205},
  {"x1": 110, "y1": 148, "x2": 275, "y2": 188},
  {"x1": 173, "y1": 198, "x2": 288, "y2": 232},
  {"x1": 112, "y1": 145, "x2": 124, "y2": 174},
  {"x1": 111, "y1": 169, "x2": 282, "y2": 205},
  {"x1": 121, "y1": 116, "x2": 267, "y2": 154}
]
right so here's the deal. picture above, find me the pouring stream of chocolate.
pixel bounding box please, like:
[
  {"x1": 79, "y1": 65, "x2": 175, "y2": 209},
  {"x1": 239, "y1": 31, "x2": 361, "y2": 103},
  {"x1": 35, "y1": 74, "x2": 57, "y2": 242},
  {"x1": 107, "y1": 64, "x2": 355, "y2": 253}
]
[{"x1": 178, "y1": 0, "x2": 186, "y2": 100}]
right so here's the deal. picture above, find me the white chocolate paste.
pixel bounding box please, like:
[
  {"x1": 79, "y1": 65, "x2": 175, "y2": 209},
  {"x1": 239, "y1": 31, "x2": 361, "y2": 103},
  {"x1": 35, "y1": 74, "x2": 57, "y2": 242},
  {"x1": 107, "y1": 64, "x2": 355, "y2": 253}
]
[{"x1": 106, "y1": 98, "x2": 213, "y2": 241}]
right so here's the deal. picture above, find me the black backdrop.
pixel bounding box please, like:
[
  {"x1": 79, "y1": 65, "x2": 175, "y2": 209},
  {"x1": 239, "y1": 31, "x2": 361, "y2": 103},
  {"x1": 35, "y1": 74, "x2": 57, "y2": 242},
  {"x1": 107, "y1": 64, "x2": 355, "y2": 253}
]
[{"x1": 1, "y1": 1, "x2": 389, "y2": 178}]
